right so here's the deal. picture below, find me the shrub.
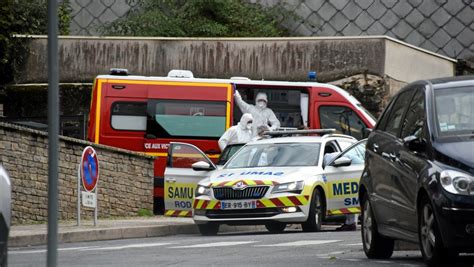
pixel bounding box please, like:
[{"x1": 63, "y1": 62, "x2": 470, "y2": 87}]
[
  {"x1": 0, "y1": 0, "x2": 71, "y2": 84},
  {"x1": 101, "y1": 0, "x2": 294, "y2": 37}
]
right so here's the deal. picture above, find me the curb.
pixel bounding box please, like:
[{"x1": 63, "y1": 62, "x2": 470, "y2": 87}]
[{"x1": 9, "y1": 224, "x2": 266, "y2": 247}]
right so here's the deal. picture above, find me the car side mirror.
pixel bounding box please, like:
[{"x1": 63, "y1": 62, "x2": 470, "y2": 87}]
[
  {"x1": 192, "y1": 161, "x2": 215, "y2": 171},
  {"x1": 362, "y1": 128, "x2": 373, "y2": 138},
  {"x1": 331, "y1": 156, "x2": 352, "y2": 167},
  {"x1": 403, "y1": 135, "x2": 426, "y2": 152}
]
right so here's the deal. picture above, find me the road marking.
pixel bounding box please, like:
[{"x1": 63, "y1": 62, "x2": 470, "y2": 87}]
[
  {"x1": 343, "y1": 242, "x2": 363, "y2": 246},
  {"x1": 81, "y1": 243, "x2": 171, "y2": 251},
  {"x1": 9, "y1": 249, "x2": 47, "y2": 255},
  {"x1": 170, "y1": 241, "x2": 257, "y2": 248},
  {"x1": 60, "y1": 246, "x2": 99, "y2": 251},
  {"x1": 255, "y1": 240, "x2": 340, "y2": 247},
  {"x1": 316, "y1": 251, "x2": 347, "y2": 257},
  {"x1": 9, "y1": 246, "x2": 97, "y2": 255}
]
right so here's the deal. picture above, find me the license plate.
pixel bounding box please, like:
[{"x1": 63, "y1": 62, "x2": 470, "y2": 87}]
[{"x1": 221, "y1": 200, "x2": 257, "y2": 210}]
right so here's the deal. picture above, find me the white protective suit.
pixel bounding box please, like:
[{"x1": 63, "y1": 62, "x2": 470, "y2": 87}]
[
  {"x1": 234, "y1": 91, "x2": 280, "y2": 132},
  {"x1": 218, "y1": 113, "x2": 254, "y2": 151}
]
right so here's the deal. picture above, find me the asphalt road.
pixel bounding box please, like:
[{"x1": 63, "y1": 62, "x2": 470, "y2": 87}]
[{"x1": 8, "y1": 227, "x2": 474, "y2": 267}]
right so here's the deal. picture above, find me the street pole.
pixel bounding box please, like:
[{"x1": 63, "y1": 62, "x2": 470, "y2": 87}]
[{"x1": 47, "y1": 0, "x2": 59, "y2": 266}]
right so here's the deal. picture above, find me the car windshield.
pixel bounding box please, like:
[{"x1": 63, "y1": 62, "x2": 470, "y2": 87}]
[
  {"x1": 224, "y1": 142, "x2": 321, "y2": 169},
  {"x1": 216, "y1": 143, "x2": 244, "y2": 165},
  {"x1": 434, "y1": 86, "x2": 474, "y2": 139}
]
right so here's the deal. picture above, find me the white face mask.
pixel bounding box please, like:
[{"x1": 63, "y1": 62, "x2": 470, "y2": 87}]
[
  {"x1": 246, "y1": 123, "x2": 253, "y2": 130},
  {"x1": 257, "y1": 102, "x2": 266, "y2": 108}
]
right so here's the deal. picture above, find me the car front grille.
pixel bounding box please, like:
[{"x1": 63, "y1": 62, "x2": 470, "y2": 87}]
[{"x1": 213, "y1": 186, "x2": 269, "y2": 200}]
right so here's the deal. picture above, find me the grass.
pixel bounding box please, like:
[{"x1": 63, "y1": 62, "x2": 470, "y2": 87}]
[{"x1": 137, "y1": 208, "x2": 154, "y2": 217}]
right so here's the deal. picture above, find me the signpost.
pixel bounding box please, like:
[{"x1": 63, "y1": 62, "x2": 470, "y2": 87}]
[{"x1": 77, "y1": 146, "x2": 100, "y2": 226}]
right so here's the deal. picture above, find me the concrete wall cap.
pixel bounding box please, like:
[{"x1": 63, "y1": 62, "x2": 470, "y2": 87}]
[{"x1": 14, "y1": 34, "x2": 456, "y2": 62}]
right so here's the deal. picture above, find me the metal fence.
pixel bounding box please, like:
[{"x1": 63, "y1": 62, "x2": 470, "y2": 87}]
[
  {"x1": 69, "y1": 0, "x2": 472, "y2": 59},
  {"x1": 69, "y1": 0, "x2": 137, "y2": 35}
]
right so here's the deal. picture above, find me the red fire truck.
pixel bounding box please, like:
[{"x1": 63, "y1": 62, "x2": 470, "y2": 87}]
[{"x1": 87, "y1": 69, "x2": 376, "y2": 215}]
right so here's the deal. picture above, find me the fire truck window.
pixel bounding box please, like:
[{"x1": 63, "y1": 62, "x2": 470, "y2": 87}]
[
  {"x1": 148, "y1": 100, "x2": 226, "y2": 138},
  {"x1": 233, "y1": 88, "x2": 305, "y2": 128},
  {"x1": 319, "y1": 106, "x2": 367, "y2": 140},
  {"x1": 111, "y1": 102, "x2": 147, "y2": 131}
]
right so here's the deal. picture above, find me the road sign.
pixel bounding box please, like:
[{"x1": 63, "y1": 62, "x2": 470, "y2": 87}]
[
  {"x1": 80, "y1": 146, "x2": 99, "y2": 192},
  {"x1": 81, "y1": 191, "x2": 97, "y2": 208},
  {"x1": 77, "y1": 146, "x2": 100, "y2": 227}
]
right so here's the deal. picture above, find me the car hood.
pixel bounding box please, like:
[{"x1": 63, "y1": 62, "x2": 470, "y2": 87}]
[
  {"x1": 200, "y1": 166, "x2": 318, "y2": 186},
  {"x1": 435, "y1": 140, "x2": 474, "y2": 174}
]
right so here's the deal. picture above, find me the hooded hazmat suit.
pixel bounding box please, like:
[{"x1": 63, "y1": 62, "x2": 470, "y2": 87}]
[
  {"x1": 218, "y1": 113, "x2": 254, "y2": 151},
  {"x1": 234, "y1": 91, "x2": 280, "y2": 132}
]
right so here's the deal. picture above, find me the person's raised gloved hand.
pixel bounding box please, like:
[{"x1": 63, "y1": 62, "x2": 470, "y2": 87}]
[{"x1": 234, "y1": 90, "x2": 241, "y2": 99}]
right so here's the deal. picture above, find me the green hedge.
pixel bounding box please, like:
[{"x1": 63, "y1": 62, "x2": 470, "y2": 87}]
[{"x1": 101, "y1": 0, "x2": 296, "y2": 37}]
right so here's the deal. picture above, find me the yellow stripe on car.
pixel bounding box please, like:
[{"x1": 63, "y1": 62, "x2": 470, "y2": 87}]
[
  {"x1": 279, "y1": 197, "x2": 294, "y2": 207},
  {"x1": 207, "y1": 200, "x2": 219, "y2": 209}
]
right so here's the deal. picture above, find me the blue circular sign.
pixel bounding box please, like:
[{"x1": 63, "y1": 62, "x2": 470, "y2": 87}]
[{"x1": 80, "y1": 146, "x2": 99, "y2": 192}]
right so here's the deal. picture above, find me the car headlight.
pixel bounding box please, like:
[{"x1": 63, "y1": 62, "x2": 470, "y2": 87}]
[
  {"x1": 440, "y1": 170, "x2": 474, "y2": 195},
  {"x1": 271, "y1": 181, "x2": 304, "y2": 194},
  {"x1": 195, "y1": 185, "x2": 211, "y2": 197}
]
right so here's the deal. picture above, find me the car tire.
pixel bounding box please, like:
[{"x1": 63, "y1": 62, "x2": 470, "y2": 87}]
[
  {"x1": 197, "y1": 223, "x2": 219, "y2": 236},
  {"x1": 265, "y1": 222, "x2": 287, "y2": 233},
  {"x1": 361, "y1": 194, "x2": 394, "y2": 259},
  {"x1": 0, "y1": 246, "x2": 6, "y2": 267},
  {"x1": 418, "y1": 196, "x2": 458, "y2": 266},
  {"x1": 302, "y1": 188, "x2": 324, "y2": 232}
]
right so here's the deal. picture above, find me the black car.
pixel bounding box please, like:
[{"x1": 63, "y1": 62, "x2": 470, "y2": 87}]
[{"x1": 359, "y1": 76, "x2": 474, "y2": 266}]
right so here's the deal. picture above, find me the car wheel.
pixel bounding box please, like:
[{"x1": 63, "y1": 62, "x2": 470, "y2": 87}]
[
  {"x1": 302, "y1": 188, "x2": 323, "y2": 232},
  {"x1": 265, "y1": 222, "x2": 287, "y2": 233},
  {"x1": 0, "y1": 245, "x2": 6, "y2": 267},
  {"x1": 361, "y1": 194, "x2": 394, "y2": 259},
  {"x1": 197, "y1": 223, "x2": 219, "y2": 236},
  {"x1": 418, "y1": 197, "x2": 457, "y2": 266}
]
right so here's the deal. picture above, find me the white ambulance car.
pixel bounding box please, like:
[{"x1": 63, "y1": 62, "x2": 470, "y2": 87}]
[{"x1": 165, "y1": 131, "x2": 366, "y2": 235}]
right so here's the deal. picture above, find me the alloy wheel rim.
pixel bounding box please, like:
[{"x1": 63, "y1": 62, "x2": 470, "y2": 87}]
[
  {"x1": 363, "y1": 201, "x2": 373, "y2": 249},
  {"x1": 315, "y1": 194, "x2": 321, "y2": 223},
  {"x1": 421, "y1": 204, "x2": 435, "y2": 258}
]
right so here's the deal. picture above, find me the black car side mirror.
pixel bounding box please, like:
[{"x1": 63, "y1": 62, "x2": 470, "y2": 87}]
[
  {"x1": 403, "y1": 135, "x2": 426, "y2": 152},
  {"x1": 362, "y1": 128, "x2": 373, "y2": 138}
]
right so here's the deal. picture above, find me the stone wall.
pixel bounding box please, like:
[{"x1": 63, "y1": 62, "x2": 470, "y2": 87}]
[
  {"x1": 0, "y1": 122, "x2": 154, "y2": 225},
  {"x1": 329, "y1": 73, "x2": 407, "y2": 118}
]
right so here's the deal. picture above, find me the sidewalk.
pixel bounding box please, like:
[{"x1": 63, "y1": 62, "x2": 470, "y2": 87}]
[{"x1": 8, "y1": 216, "x2": 264, "y2": 247}]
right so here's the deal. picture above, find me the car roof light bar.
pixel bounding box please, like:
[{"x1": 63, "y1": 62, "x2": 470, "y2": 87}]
[{"x1": 264, "y1": 129, "x2": 336, "y2": 137}]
